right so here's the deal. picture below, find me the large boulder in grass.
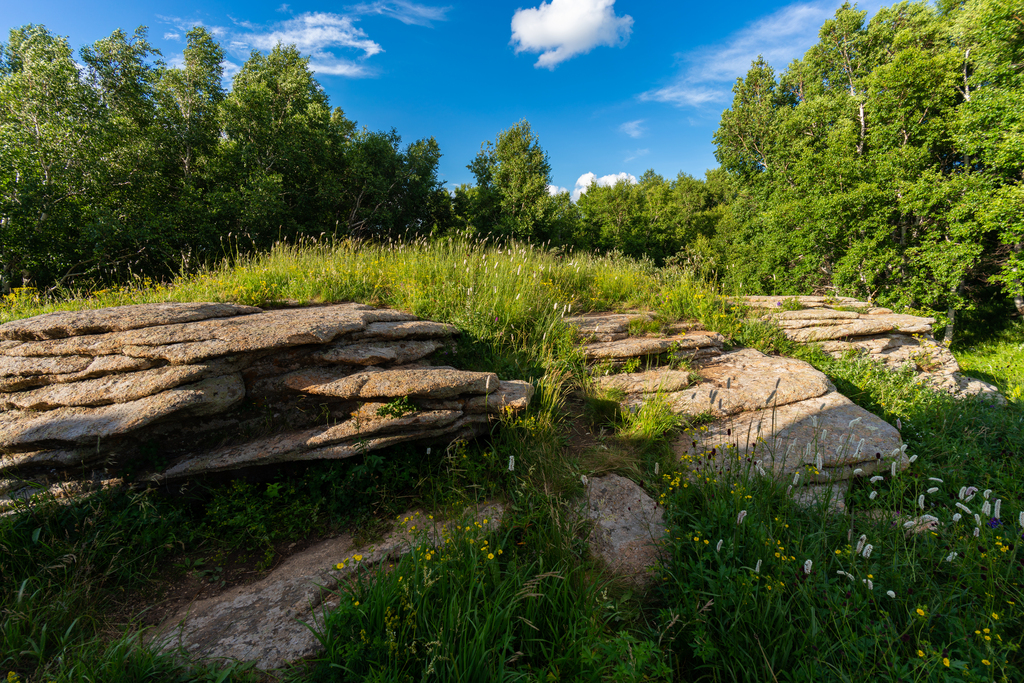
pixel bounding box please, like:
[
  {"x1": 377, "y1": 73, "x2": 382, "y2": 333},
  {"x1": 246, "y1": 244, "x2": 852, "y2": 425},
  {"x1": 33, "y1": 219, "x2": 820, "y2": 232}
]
[
  {"x1": 0, "y1": 303, "x2": 533, "y2": 505},
  {"x1": 586, "y1": 342, "x2": 907, "y2": 511}
]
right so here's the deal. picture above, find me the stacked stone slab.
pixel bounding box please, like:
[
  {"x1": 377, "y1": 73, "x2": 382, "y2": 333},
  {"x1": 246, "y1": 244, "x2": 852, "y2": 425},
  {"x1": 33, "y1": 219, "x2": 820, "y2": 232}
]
[
  {"x1": 565, "y1": 312, "x2": 907, "y2": 509},
  {"x1": 742, "y1": 295, "x2": 1002, "y2": 401},
  {"x1": 0, "y1": 302, "x2": 532, "y2": 505},
  {"x1": 563, "y1": 311, "x2": 725, "y2": 365}
]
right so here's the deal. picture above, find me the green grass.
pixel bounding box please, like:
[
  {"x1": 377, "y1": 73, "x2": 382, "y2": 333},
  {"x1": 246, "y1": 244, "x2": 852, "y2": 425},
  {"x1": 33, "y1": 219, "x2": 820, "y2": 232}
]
[{"x1": 3, "y1": 236, "x2": 1024, "y2": 682}]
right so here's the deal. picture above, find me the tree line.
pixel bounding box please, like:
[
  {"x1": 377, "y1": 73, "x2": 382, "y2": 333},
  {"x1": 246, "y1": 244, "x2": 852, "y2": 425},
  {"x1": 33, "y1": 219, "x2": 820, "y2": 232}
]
[
  {"x1": 2, "y1": 0, "x2": 1022, "y2": 340},
  {"x1": 0, "y1": 25, "x2": 451, "y2": 289}
]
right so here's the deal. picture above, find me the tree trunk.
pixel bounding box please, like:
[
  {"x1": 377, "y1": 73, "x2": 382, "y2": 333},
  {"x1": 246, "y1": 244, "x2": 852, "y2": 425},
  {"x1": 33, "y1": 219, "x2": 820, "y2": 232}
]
[
  {"x1": 943, "y1": 306, "x2": 956, "y2": 346},
  {"x1": 943, "y1": 281, "x2": 964, "y2": 346}
]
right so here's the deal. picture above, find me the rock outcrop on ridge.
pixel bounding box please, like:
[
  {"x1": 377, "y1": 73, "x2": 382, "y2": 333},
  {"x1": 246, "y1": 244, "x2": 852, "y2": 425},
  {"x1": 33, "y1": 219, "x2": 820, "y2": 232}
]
[
  {"x1": 0, "y1": 302, "x2": 533, "y2": 505},
  {"x1": 742, "y1": 295, "x2": 1002, "y2": 401}
]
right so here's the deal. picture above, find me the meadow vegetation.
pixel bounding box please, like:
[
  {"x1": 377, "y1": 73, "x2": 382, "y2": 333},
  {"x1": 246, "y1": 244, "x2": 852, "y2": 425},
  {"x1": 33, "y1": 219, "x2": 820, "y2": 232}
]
[{"x1": 1, "y1": 237, "x2": 1022, "y2": 682}]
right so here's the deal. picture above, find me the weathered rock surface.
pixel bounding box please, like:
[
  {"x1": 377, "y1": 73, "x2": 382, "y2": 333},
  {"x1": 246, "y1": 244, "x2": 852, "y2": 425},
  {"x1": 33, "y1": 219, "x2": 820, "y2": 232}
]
[
  {"x1": 661, "y1": 349, "x2": 833, "y2": 417},
  {"x1": 573, "y1": 313, "x2": 908, "y2": 509},
  {"x1": 0, "y1": 303, "x2": 532, "y2": 502},
  {"x1": 675, "y1": 389, "x2": 906, "y2": 483},
  {"x1": 154, "y1": 503, "x2": 504, "y2": 670},
  {"x1": 742, "y1": 295, "x2": 1003, "y2": 402},
  {"x1": 584, "y1": 474, "x2": 667, "y2": 586}
]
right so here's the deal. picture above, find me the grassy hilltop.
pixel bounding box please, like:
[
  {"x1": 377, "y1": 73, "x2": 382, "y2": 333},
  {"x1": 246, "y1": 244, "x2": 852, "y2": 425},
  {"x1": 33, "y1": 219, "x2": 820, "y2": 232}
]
[{"x1": 2, "y1": 238, "x2": 1023, "y2": 682}]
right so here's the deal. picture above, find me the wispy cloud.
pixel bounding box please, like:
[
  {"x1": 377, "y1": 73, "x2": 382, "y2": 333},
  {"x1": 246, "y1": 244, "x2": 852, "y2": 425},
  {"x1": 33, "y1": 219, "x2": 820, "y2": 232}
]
[
  {"x1": 159, "y1": 4, "x2": 447, "y2": 78},
  {"x1": 164, "y1": 32, "x2": 181, "y2": 41},
  {"x1": 235, "y1": 12, "x2": 383, "y2": 76},
  {"x1": 572, "y1": 171, "x2": 636, "y2": 201},
  {"x1": 511, "y1": 0, "x2": 632, "y2": 70},
  {"x1": 624, "y1": 148, "x2": 649, "y2": 162},
  {"x1": 619, "y1": 119, "x2": 645, "y2": 138},
  {"x1": 277, "y1": 4, "x2": 290, "y2": 12},
  {"x1": 640, "y1": 0, "x2": 885, "y2": 108},
  {"x1": 347, "y1": 0, "x2": 451, "y2": 27}
]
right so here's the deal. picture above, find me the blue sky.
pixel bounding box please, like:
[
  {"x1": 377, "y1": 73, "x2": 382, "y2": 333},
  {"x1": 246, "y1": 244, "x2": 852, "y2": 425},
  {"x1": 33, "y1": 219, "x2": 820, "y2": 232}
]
[{"x1": 1, "y1": 0, "x2": 885, "y2": 197}]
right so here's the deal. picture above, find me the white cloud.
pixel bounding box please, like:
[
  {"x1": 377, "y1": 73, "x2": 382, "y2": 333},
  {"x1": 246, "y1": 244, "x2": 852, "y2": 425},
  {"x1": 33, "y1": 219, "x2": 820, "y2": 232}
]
[
  {"x1": 548, "y1": 184, "x2": 569, "y2": 196},
  {"x1": 164, "y1": 32, "x2": 182, "y2": 41},
  {"x1": 221, "y1": 60, "x2": 242, "y2": 80},
  {"x1": 619, "y1": 119, "x2": 644, "y2": 138},
  {"x1": 347, "y1": 1, "x2": 451, "y2": 27},
  {"x1": 640, "y1": 0, "x2": 885, "y2": 108},
  {"x1": 511, "y1": 0, "x2": 632, "y2": 70},
  {"x1": 572, "y1": 171, "x2": 636, "y2": 201},
  {"x1": 624, "y1": 148, "x2": 649, "y2": 162},
  {"x1": 222, "y1": 12, "x2": 383, "y2": 77},
  {"x1": 160, "y1": 5, "x2": 447, "y2": 80}
]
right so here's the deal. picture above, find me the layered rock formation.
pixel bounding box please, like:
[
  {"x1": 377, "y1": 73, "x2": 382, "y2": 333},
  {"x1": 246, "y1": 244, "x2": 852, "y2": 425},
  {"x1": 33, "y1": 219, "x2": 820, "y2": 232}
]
[
  {"x1": 0, "y1": 302, "x2": 532, "y2": 505},
  {"x1": 566, "y1": 312, "x2": 907, "y2": 509},
  {"x1": 742, "y1": 295, "x2": 1002, "y2": 401}
]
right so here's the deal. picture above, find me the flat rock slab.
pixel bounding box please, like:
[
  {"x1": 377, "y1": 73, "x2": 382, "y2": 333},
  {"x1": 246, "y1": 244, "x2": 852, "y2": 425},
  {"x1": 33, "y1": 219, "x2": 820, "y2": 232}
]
[
  {"x1": 584, "y1": 331, "x2": 724, "y2": 361},
  {"x1": 675, "y1": 390, "x2": 905, "y2": 483},
  {"x1": 3, "y1": 304, "x2": 417, "y2": 364},
  {"x1": 665, "y1": 348, "x2": 832, "y2": 417},
  {"x1": 597, "y1": 369, "x2": 693, "y2": 395},
  {"x1": 0, "y1": 374, "x2": 245, "y2": 450},
  {"x1": 585, "y1": 474, "x2": 667, "y2": 586},
  {"x1": 154, "y1": 503, "x2": 504, "y2": 670},
  {"x1": 564, "y1": 312, "x2": 654, "y2": 342},
  {"x1": 785, "y1": 319, "x2": 897, "y2": 342},
  {"x1": 0, "y1": 302, "x2": 262, "y2": 341}
]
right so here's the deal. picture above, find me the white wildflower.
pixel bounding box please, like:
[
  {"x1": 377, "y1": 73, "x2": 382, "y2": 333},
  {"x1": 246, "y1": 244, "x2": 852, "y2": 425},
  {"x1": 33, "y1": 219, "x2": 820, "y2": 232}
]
[
  {"x1": 984, "y1": 489, "x2": 992, "y2": 500},
  {"x1": 973, "y1": 526, "x2": 980, "y2": 538},
  {"x1": 737, "y1": 510, "x2": 748, "y2": 525},
  {"x1": 903, "y1": 520, "x2": 917, "y2": 529},
  {"x1": 869, "y1": 491, "x2": 878, "y2": 500},
  {"x1": 887, "y1": 590, "x2": 896, "y2": 598},
  {"x1": 654, "y1": 462, "x2": 659, "y2": 475},
  {"x1": 952, "y1": 513, "x2": 962, "y2": 523},
  {"x1": 927, "y1": 487, "x2": 939, "y2": 494},
  {"x1": 975, "y1": 513, "x2": 982, "y2": 526},
  {"x1": 803, "y1": 559, "x2": 813, "y2": 574},
  {"x1": 994, "y1": 499, "x2": 1001, "y2": 519},
  {"x1": 848, "y1": 417, "x2": 862, "y2": 428},
  {"x1": 870, "y1": 476, "x2": 885, "y2": 484},
  {"x1": 908, "y1": 454, "x2": 918, "y2": 463},
  {"x1": 965, "y1": 487, "x2": 978, "y2": 502},
  {"x1": 786, "y1": 485, "x2": 792, "y2": 496},
  {"x1": 891, "y1": 461, "x2": 898, "y2": 477},
  {"x1": 983, "y1": 501, "x2": 992, "y2": 516},
  {"x1": 955, "y1": 502, "x2": 972, "y2": 514},
  {"x1": 855, "y1": 534, "x2": 867, "y2": 554},
  {"x1": 508, "y1": 456, "x2": 515, "y2": 472},
  {"x1": 754, "y1": 559, "x2": 762, "y2": 574},
  {"x1": 793, "y1": 472, "x2": 800, "y2": 486},
  {"x1": 862, "y1": 544, "x2": 874, "y2": 558},
  {"x1": 853, "y1": 468, "x2": 864, "y2": 475},
  {"x1": 945, "y1": 551, "x2": 958, "y2": 562},
  {"x1": 716, "y1": 539, "x2": 724, "y2": 552},
  {"x1": 580, "y1": 474, "x2": 587, "y2": 486},
  {"x1": 958, "y1": 486, "x2": 967, "y2": 499},
  {"x1": 1019, "y1": 511, "x2": 1024, "y2": 527},
  {"x1": 928, "y1": 477, "x2": 943, "y2": 483},
  {"x1": 918, "y1": 494, "x2": 925, "y2": 510},
  {"x1": 896, "y1": 418, "x2": 902, "y2": 430}
]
